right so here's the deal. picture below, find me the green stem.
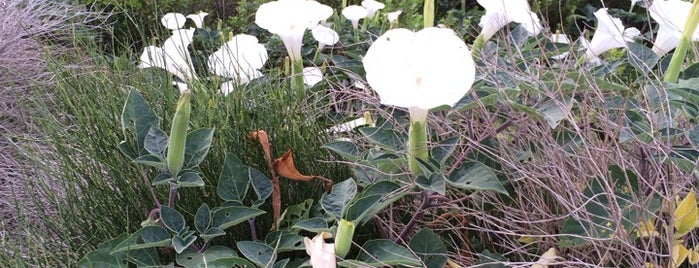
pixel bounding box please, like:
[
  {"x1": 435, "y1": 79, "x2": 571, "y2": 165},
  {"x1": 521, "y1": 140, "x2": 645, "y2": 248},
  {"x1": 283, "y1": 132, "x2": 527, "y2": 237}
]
[
  {"x1": 291, "y1": 58, "x2": 305, "y2": 99},
  {"x1": 423, "y1": 0, "x2": 435, "y2": 28},
  {"x1": 408, "y1": 108, "x2": 429, "y2": 176},
  {"x1": 472, "y1": 34, "x2": 485, "y2": 58},
  {"x1": 664, "y1": 0, "x2": 699, "y2": 83}
]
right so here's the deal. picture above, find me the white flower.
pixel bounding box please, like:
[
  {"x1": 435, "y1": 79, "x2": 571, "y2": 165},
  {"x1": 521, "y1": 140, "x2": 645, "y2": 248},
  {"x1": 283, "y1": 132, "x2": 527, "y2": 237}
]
[
  {"x1": 387, "y1": 10, "x2": 402, "y2": 24},
  {"x1": 139, "y1": 28, "x2": 197, "y2": 81},
  {"x1": 302, "y1": 66, "x2": 323, "y2": 86},
  {"x1": 362, "y1": 27, "x2": 475, "y2": 110},
  {"x1": 649, "y1": 0, "x2": 699, "y2": 56},
  {"x1": 630, "y1": 0, "x2": 641, "y2": 8},
  {"x1": 584, "y1": 8, "x2": 639, "y2": 59},
  {"x1": 342, "y1": 5, "x2": 368, "y2": 29},
  {"x1": 311, "y1": 24, "x2": 339, "y2": 49},
  {"x1": 208, "y1": 34, "x2": 268, "y2": 86},
  {"x1": 220, "y1": 81, "x2": 236, "y2": 96},
  {"x1": 186, "y1": 12, "x2": 208, "y2": 28},
  {"x1": 255, "y1": 0, "x2": 333, "y2": 62},
  {"x1": 361, "y1": 0, "x2": 385, "y2": 18},
  {"x1": 476, "y1": 0, "x2": 542, "y2": 41},
  {"x1": 161, "y1": 13, "x2": 187, "y2": 30},
  {"x1": 304, "y1": 232, "x2": 336, "y2": 268}
]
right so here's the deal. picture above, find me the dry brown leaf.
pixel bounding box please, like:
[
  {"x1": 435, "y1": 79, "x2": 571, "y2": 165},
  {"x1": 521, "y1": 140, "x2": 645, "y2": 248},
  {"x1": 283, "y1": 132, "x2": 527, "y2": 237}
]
[
  {"x1": 273, "y1": 150, "x2": 333, "y2": 192},
  {"x1": 249, "y1": 130, "x2": 272, "y2": 164}
]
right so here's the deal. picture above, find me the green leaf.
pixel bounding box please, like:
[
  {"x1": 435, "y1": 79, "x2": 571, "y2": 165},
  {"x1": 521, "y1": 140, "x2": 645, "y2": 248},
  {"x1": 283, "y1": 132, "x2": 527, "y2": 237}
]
[
  {"x1": 345, "y1": 182, "x2": 408, "y2": 224},
  {"x1": 537, "y1": 98, "x2": 572, "y2": 129},
  {"x1": 474, "y1": 249, "x2": 509, "y2": 267},
  {"x1": 321, "y1": 179, "x2": 357, "y2": 220},
  {"x1": 152, "y1": 173, "x2": 174, "y2": 186},
  {"x1": 113, "y1": 226, "x2": 171, "y2": 253},
  {"x1": 79, "y1": 233, "x2": 162, "y2": 267},
  {"x1": 681, "y1": 63, "x2": 699, "y2": 79},
  {"x1": 121, "y1": 89, "x2": 160, "y2": 157},
  {"x1": 177, "y1": 246, "x2": 255, "y2": 268},
  {"x1": 144, "y1": 127, "x2": 169, "y2": 157},
  {"x1": 184, "y1": 128, "x2": 215, "y2": 169},
  {"x1": 217, "y1": 154, "x2": 250, "y2": 203},
  {"x1": 211, "y1": 206, "x2": 265, "y2": 230},
  {"x1": 250, "y1": 167, "x2": 273, "y2": 203},
  {"x1": 194, "y1": 204, "x2": 211, "y2": 234},
  {"x1": 178, "y1": 171, "x2": 205, "y2": 187},
  {"x1": 409, "y1": 229, "x2": 447, "y2": 268},
  {"x1": 273, "y1": 259, "x2": 290, "y2": 268},
  {"x1": 356, "y1": 239, "x2": 421, "y2": 266},
  {"x1": 237, "y1": 241, "x2": 276, "y2": 267},
  {"x1": 447, "y1": 161, "x2": 508, "y2": 195},
  {"x1": 358, "y1": 127, "x2": 406, "y2": 152},
  {"x1": 172, "y1": 235, "x2": 197, "y2": 254},
  {"x1": 688, "y1": 125, "x2": 699, "y2": 148},
  {"x1": 431, "y1": 137, "x2": 459, "y2": 166},
  {"x1": 265, "y1": 231, "x2": 305, "y2": 252},
  {"x1": 200, "y1": 227, "x2": 225, "y2": 241},
  {"x1": 277, "y1": 199, "x2": 314, "y2": 229},
  {"x1": 292, "y1": 217, "x2": 330, "y2": 233},
  {"x1": 627, "y1": 42, "x2": 659, "y2": 74},
  {"x1": 161, "y1": 205, "x2": 186, "y2": 233},
  {"x1": 415, "y1": 173, "x2": 446, "y2": 195},
  {"x1": 453, "y1": 89, "x2": 499, "y2": 112},
  {"x1": 133, "y1": 154, "x2": 166, "y2": 169},
  {"x1": 323, "y1": 141, "x2": 359, "y2": 161}
]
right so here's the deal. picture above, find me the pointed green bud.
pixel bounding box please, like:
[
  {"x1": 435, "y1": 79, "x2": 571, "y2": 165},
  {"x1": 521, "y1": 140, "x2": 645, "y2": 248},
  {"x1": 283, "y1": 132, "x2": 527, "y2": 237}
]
[
  {"x1": 334, "y1": 219, "x2": 355, "y2": 258},
  {"x1": 167, "y1": 91, "x2": 191, "y2": 177}
]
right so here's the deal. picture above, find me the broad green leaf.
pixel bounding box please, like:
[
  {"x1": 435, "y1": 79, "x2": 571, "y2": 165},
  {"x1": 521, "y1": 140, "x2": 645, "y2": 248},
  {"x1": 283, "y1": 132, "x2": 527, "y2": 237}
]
[
  {"x1": 356, "y1": 239, "x2": 421, "y2": 266},
  {"x1": 415, "y1": 173, "x2": 446, "y2": 195},
  {"x1": 237, "y1": 241, "x2": 276, "y2": 267},
  {"x1": 211, "y1": 206, "x2": 265, "y2": 230},
  {"x1": 133, "y1": 154, "x2": 166, "y2": 169},
  {"x1": 345, "y1": 193, "x2": 407, "y2": 224},
  {"x1": 217, "y1": 154, "x2": 250, "y2": 203},
  {"x1": 161, "y1": 205, "x2": 186, "y2": 233},
  {"x1": 118, "y1": 141, "x2": 138, "y2": 161},
  {"x1": 277, "y1": 199, "x2": 314, "y2": 229},
  {"x1": 194, "y1": 204, "x2": 211, "y2": 234},
  {"x1": 144, "y1": 127, "x2": 168, "y2": 157},
  {"x1": 688, "y1": 125, "x2": 699, "y2": 148},
  {"x1": 113, "y1": 226, "x2": 170, "y2": 253},
  {"x1": 337, "y1": 259, "x2": 381, "y2": 267},
  {"x1": 292, "y1": 217, "x2": 330, "y2": 233},
  {"x1": 178, "y1": 171, "x2": 205, "y2": 187},
  {"x1": 176, "y1": 246, "x2": 255, "y2": 268},
  {"x1": 250, "y1": 167, "x2": 273, "y2": 203},
  {"x1": 452, "y1": 89, "x2": 499, "y2": 112},
  {"x1": 431, "y1": 137, "x2": 459, "y2": 166},
  {"x1": 79, "y1": 233, "x2": 130, "y2": 268},
  {"x1": 184, "y1": 128, "x2": 214, "y2": 169},
  {"x1": 674, "y1": 190, "x2": 698, "y2": 237},
  {"x1": 201, "y1": 227, "x2": 225, "y2": 241},
  {"x1": 152, "y1": 173, "x2": 174, "y2": 186},
  {"x1": 475, "y1": 249, "x2": 509, "y2": 267},
  {"x1": 265, "y1": 231, "x2": 305, "y2": 252},
  {"x1": 537, "y1": 99, "x2": 572, "y2": 129},
  {"x1": 627, "y1": 42, "x2": 659, "y2": 74},
  {"x1": 681, "y1": 63, "x2": 699, "y2": 79},
  {"x1": 273, "y1": 259, "x2": 290, "y2": 268},
  {"x1": 121, "y1": 89, "x2": 159, "y2": 156},
  {"x1": 447, "y1": 161, "x2": 508, "y2": 195},
  {"x1": 172, "y1": 235, "x2": 197, "y2": 254},
  {"x1": 358, "y1": 127, "x2": 406, "y2": 152},
  {"x1": 409, "y1": 229, "x2": 447, "y2": 268},
  {"x1": 323, "y1": 141, "x2": 359, "y2": 161},
  {"x1": 321, "y1": 179, "x2": 357, "y2": 220}
]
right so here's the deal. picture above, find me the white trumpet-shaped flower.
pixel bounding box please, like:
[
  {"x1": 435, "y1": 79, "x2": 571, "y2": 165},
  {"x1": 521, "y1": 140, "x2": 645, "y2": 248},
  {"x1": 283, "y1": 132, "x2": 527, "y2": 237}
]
[
  {"x1": 304, "y1": 232, "x2": 336, "y2": 268},
  {"x1": 302, "y1": 66, "x2": 323, "y2": 86},
  {"x1": 208, "y1": 34, "x2": 268, "y2": 91},
  {"x1": 476, "y1": 0, "x2": 543, "y2": 41},
  {"x1": 255, "y1": 0, "x2": 332, "y2": 62},
  {"x1": 648, "y1": 0, "x2": 699, "y2": 56},
  {"x1": 139, "y1": 28, "x2": 197, "y2": 82},
  {"x1": 362, "y1": 27, "x2": 475, "y2": 111},
  {"x1": 186, "y1": 12, "x2": 208, "y2": 28},
  {"x1": 342, "y1": 5, "x2": 368, "y2": 29},
  {"x1": 584, "y1": 8, "x2": 640, "y2": 60},
  {"x1": 387, "y1": 10, "x2": 402, "y2": 24},
  {"x1": 311, "y1": 24, "x2": 339, "y2": 49},
  {"x1": 361, "y1": 0, "x2": 385, "y2": 18},
  {"x1": 161, "y1": 13, "x2": 187, "y2": 30}
]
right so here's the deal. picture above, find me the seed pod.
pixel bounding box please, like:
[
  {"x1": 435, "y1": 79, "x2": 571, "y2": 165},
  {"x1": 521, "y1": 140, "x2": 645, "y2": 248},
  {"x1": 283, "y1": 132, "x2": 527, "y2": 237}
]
[
  {"x1": 167, "y1": 91, "x2": 191, "y2": 177},
  {"x1": 334, "y1": 219, "x2": 355, "y2": 258}
]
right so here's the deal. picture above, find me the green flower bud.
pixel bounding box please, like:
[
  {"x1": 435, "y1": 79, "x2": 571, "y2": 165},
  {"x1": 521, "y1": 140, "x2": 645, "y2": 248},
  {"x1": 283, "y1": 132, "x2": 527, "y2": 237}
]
[
  {"x1": 167, "y1": 91, "x2": 191, "y2": 177},
  {"x1": 334, "y1": 219, "x2": 355, "y2": 258}
]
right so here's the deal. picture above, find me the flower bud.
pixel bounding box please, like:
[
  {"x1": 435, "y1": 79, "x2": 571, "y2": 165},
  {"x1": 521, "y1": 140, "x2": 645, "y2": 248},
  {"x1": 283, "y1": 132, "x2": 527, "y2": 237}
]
[
  {"x1": 167, "y1": 91, "x2": 191, "y2": 177},
  {"x1": 334, "y1": 219, "x2": 355, "y2": 258}
]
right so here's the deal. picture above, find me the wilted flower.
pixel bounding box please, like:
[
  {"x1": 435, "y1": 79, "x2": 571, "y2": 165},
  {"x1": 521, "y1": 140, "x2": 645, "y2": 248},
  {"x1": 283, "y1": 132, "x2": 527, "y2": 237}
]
[
  {"x1": 186, "y1": 12, "x2": 208, "y2": 28},
  {"x1": 584, "y1": 8, "x2": 640, "y2": 60},
  {"x1": 208, "y1": 34, "x2": 268, "y2": 88},
  {"x1": 342, "y1": 5, "x2": 368, "y2": 29},
  {"x1": 476, "y1": 0, "x2": 542, "y2": 41},
  {"x1": 648, "y1": 0, "x2": 699, "y2": 56},
  {"x1": 361, "y1": 0, "x2": 385, "y2": 18},
  {"x1": 311, "y1": 24, "x2": 339, "y2": 49},
  {"x1": 139, "y1": 28, "x2": 197, "y2": 82},
  {"x1": 304, "y1": 232, "x2": 336, "y2": 268},
  {"x1": 302, "y1": 66, "x2": 323, "y2": 86},
  {"x1": 387, "y1": 10, "x2": 402, "y2": 24},
  {"x1": 161, "y1": 13, "x2": 187, "y2": 30},
  {"x1": 255, "y1": 0, "x2": 332, "y2": 63}
]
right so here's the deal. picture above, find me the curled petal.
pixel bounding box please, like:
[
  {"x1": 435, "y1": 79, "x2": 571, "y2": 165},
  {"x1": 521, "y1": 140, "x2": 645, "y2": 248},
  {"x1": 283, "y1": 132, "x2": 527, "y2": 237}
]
[
  {"x1": 161, "y1": 13, "x2": 186, "y2": 30},
  {"x1": 186, "y1": 12, "x2": 208, "y2": 28}
]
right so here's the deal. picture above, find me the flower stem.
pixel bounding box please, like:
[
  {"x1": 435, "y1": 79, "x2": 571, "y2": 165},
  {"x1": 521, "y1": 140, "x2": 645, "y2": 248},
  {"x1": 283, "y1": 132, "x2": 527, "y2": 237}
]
[
  {"x1": 396, "y1": 190, "x2": 431, "y2": 242},
  {"x1": 664, "y1": 0, "x2": 699, "y2": 83},
  {"x1": 291, "y1": 58, "x2": 305, "y2": 99},
  {"x1": 408, "y1": 108, "x2": 429, "y2": 176},
  {"x1": 423, "y1": 0, "x2": 435, "y2": 28}
]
